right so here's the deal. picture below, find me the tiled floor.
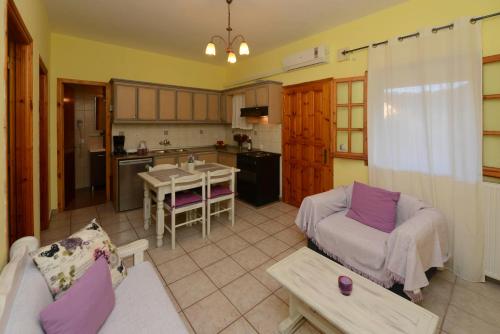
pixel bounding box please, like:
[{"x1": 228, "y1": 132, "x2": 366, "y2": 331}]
[{"x1": 42, "y1": 200, "x2": 500, "y2": 334}]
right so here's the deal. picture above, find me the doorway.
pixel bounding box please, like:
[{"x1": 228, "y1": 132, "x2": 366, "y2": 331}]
[
  {"x1": 282, "y1": 79, "x2": 333, "y2": 207},
  {"x1": 39, "y1": 58, "x2": 49, "y2": 230},
  {"x1": 57, "y1": 80, "x2": 111, "y2": 211},
  {"x1": 6, "y1": 0, "x2": 34, "y2": 245}
]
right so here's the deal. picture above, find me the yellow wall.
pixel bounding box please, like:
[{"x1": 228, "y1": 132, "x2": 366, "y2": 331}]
[
  {"x1": 0, "y1": 0, "x2": 50, "y2": 267},
  {"x1": 226, "y1": 0, "x2": 500, "y2": 187},
  {"x1": 48, "y1": 34, "x2": 228, "y2": 211}
]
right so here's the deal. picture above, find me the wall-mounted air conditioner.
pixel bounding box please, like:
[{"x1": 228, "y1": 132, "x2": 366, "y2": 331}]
[{"x1": 282, "y1": 45, "x2": 329, "y2": 72}]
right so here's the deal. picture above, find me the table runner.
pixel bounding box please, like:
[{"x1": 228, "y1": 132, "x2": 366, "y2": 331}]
[{"x1": 148, "y1": 168, "x2": 191, "y2": 182}]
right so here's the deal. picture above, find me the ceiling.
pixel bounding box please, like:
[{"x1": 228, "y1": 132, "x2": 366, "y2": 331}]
[{"x1": 43, "y1": 0, "x2": 406, "y2": 64}]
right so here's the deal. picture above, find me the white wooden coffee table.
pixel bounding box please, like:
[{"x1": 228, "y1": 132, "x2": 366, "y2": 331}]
[{"x1": 267, "y1": 247, "x2": 439, "y2": 334}]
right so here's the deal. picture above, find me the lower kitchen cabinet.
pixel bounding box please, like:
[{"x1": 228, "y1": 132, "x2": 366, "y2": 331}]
[
  {"x1": 154, "y1": 156, "x2": 177, "y2": 165},
  {"x1": 218, "y1": 152, "x2": 237, "y2": 167},
  {"x1": 197, "y1": 152, "x2": 217, "y2": 163}
]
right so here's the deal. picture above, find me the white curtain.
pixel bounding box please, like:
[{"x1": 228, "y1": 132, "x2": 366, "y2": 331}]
[
  {"x1": 232, "y1": 94, "x2": 252, "y2": 130},
  {"x1": 367, "y1": 18, "x2": 484, "y2": 282}
]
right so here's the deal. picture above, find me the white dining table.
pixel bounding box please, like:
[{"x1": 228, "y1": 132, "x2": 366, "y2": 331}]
[{"x1": 138, "y1": 163, "x2": 239, "y2": 247}]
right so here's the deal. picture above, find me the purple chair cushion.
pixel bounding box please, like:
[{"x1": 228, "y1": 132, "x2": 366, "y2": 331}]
[
  {"x1": 39, "y1": 257, "x2": 115, "y2": 334},
  {"x1": 165, "y1": 191, "x2": 202, "y2": 208},
  {"x1": 346, "y1": 182, "x2": 401, "y2": 233},
  {"x1": 209, "y1": 185, "x2": 233, "y2": 199}
]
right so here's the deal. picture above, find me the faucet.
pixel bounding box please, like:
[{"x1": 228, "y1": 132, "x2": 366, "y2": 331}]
[{"x1": 159, "y1": 138, "x2": 171, "y2": 147}]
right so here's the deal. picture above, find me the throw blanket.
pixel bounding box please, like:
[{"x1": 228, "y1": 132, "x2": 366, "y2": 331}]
[{"x1": 296, "y1": 186, "x2": 449, "y2": 302}]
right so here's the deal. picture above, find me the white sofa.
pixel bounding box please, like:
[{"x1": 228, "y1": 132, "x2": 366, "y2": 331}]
[{"x1": 0, "y1": 237, "x2": 188, "y2": 333}]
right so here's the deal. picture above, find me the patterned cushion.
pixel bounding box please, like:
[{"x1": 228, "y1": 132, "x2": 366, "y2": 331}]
[{"x1": 31, "y1": 220, "x2": 126, "y2": 299}]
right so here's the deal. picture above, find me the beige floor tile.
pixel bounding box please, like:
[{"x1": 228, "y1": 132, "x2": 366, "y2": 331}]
[
  {"x1": 231, "y1": 246, "x2": 271, "y2": 271},
  {"x1": 421, "y1": 277, "x2": 454, "y2": 328},
  {"x1": 126, "y1": 208, "x2": 144, "y2": 221},
  {"x1": 184, "y1": 291, "x2": 240, "y2": 334},
  {"x1": 257, "y1": 220, "x2": 288, "y2": 235},
  {"x1": 165, "y1": 285, "x2": 181, "y2": 312},
  {"x1": 100, "y1": 221, "x2": 132, "y2": 235},
  {"x1": 133, "y1": 224, "x2": 155, "y2": 238},
  {"x1": 71, "y1": 219, "x2": 100, "y2": 233},
  {"x1": 274, "y1": 287, "x2": 289, "y2": 305},
  {"x1": 274, "y1": 227, "x2": 305, "y2": 246},
  {"x1": 293, "y1": 240, "x2": 308, "y2": 250},
  {"x1": 434, "y1": 268, "x2": 457, "y2": 284},
  {"x1": 169, "y1": 270, "x2": 218, "y2": 309},
  {"x1": 207, "y1": 224, "x2": 234, "y2": 242},
  {"x1": 178, "y1": 233, "x2": 212, "y2": 253},
  {"x1": 99, "y1": 213, "x2": 129, "y2": 225},
  {"x1": 41, "y1": 225, "x2": 70, "y2": 241},
  {"x1": 257, "y1": 207, "x2": 282, "y2": 219},
  {"x1": 250, "y1": 259, "x2": 281, "y2": 292},
  {"x1": 219, "y1": 317, "x2": 257, "y2": 334},
  {"x1": 273, "y1": 248, "x2": 298, "y2": 261},
  {"x1": 271, "y1": 202, "x2": 297, "y2": 213},
  {"x1": 158, "y1": 255, "x2": 200, "y2": 284},
  {"x1": 450, "y1": 284, "x2": 500, "y2": 327},
  {"x1": 245, "y1": 295, "x2": 288, "y2": 334},
  {"x1": 455, "y1": 277, "x2": 500, "y2": 301},
  {"x1": 242, "y1": 213, "x2": 269, "y2": 225},
  {"x1": 71, "y1": 212, "x2": 99, "y2": 224},
  {"x1": 443, "y1": 305, "x2": 499, "y2": 334},
  {"x1": 224, "y1": 218, "x2": 254, "y2": 233},
  {"x1": 274, "y1": 213, "x2": 297, "y2": 226},
  {"x1": 148, "y1": 243, "x2": 186, "y2": 265},
  {"x1": 238, "y1": 227, "x2": 269, "y2": 244},
  {"x1": 189, "y1": 244, "x2": 227, "y2": 268},
  {"x1": 178, "y1": 312, "x2": 195, "y2": 334},
  {"x1": 216, "y1": 235, "x2": 250, "y2": 255},
  {"x1": 255, "y1": 237, "x2": 290, "y2": 257},
  {"x1": 222, "y1": 273, "x2": 271, "y2": 314},
  {"x1": 109, "y1": 229, "x2": 138, "y2": 246},
  {"x1": 203, "y1": 257, "x2": 246, "y2": 288},
  {"x1": 295, "y1": 321, "x2": 321, "y2": 334},
  {"x1": 47, "y1": 218, "x2": 71, "y2": 229},
  {"x1": 235, "y1": 206, "x2": 256, "y2": 218}
]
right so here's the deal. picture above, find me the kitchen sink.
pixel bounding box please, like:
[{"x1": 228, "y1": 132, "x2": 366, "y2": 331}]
[{"x1": 167, "y1": 148, "x2": 190, "y2": 153}]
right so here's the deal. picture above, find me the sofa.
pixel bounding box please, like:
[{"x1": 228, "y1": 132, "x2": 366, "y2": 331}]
[
  {"x1": 0, "y1": 236, "x2": 188, "y2": 333},
  {"x1": 296, "y1": 184, "x2": 449, "y2": 302}
]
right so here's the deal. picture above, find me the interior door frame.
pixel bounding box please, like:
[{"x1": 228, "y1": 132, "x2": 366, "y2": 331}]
[
  {"x1": 6, "y1": 0, "x2": 34, "y2": 244},
  {"x1": 57, "y1": 78, "x2": 112, "y2": 210},
  {"x1": 39, "y1": 58, "x2": 49, "y2": 230}
]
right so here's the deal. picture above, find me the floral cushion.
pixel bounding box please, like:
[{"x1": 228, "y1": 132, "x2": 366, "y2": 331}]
[{"x1": 31, "y1": 219, "x2": 126, "y2": 299}]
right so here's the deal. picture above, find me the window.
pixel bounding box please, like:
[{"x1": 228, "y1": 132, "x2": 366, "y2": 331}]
[
  {"x1": 483, "y1": 54, "x2": 500, "y2": 181},
  {"x1": 333, "y1": 73, "x2": 367, "y2": 163}
]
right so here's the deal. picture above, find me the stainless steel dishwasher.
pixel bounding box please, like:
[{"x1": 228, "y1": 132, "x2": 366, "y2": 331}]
[{"x1": 118, "y1": 158, "x2": 153, "y2": 211}]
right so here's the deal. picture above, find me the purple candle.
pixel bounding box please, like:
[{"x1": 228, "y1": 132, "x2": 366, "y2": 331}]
[{"x1": 338, "y1": 276, "x2": 353, "y2": 296}]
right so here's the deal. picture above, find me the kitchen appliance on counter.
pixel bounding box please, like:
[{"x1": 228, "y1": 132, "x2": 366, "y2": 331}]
[
  {"x1": 117, "y1": 157, "x2": 153, "y2": 211},
  {"x1": 113, "y1": 135, "x2": 126, "y2": 155},
  {"x1": 237, "y1": 151, "x2": 280, "y2": 206}
]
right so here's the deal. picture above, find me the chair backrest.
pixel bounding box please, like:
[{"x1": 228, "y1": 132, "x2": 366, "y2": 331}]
[
  {"x1": 207, "y1": 168, "x2": 235, "y2": 197},
  {"x1": 148, "y1": 163, "x2": 178, "y2": 172},
  {"x1": 170, "y1": 173, "x2": 205, "y2": 205}
]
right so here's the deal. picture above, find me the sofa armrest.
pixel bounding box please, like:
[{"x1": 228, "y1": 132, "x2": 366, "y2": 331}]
[{"x1": 117, "y1": 239, "x2": 149, "y2": 265}]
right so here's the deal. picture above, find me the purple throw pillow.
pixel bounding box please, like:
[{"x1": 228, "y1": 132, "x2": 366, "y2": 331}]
[
  {"x1": 346, "y1": 182, "x2": 401, "y2": 233},
  {"x1": 40, "y1": 257, "x2": 115, "y2": 334}
]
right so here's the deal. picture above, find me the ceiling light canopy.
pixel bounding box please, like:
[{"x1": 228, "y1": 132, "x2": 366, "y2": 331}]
[{"x1": 205, "y1": 0, "x2": 250, "y2": 64}]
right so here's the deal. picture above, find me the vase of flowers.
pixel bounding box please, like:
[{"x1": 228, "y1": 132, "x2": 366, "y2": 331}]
[{"x1": 233, "y1": 133, "x2": 249, "y2": 151}]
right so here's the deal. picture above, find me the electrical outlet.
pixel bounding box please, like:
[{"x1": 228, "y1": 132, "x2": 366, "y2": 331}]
[{"x1": 164, "y1": 130, "x2": 168, "y2": 135}]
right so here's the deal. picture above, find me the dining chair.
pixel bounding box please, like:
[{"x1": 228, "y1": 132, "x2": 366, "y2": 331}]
[
  {"x1": 147, "y1": 164, "x2": 178, "y2": 226},
  {"x1": 164, "y1": 173, "x2": 206, "y2": 249},
  {"x1": 206, "y1": 168, "x2": 235, "y2": 235}
]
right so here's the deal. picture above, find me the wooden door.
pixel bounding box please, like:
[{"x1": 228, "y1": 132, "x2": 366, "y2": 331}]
[
  {"x1": 137, "y1": 87, "x2": 157, "y2": 120},
  {"x1": 282, "y1": 79, "x2": 333, "y2": 207},
  {"x1": 39, "y1": 59, "x2": 50, "y2": 230}
]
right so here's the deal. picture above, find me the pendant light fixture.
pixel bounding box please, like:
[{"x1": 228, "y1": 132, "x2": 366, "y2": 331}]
[{"x1": 205, "y1": 0, "x2": 250, "y2": 63}]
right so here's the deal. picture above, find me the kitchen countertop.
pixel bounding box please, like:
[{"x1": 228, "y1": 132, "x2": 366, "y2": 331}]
[{"x1": 112, "y1": 145, "x2": 253, "y2": 160}]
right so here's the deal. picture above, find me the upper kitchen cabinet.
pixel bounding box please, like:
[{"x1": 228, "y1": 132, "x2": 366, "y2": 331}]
[
  {"x1": 193, "y1": 92, "x2": 207, "y2": 120},
  {"x1": 158, "y1": 89, "x2": 176, "y2": 121},
  {"x1": 114, "y1": 84, "x2": 137, "y2": 121},
  {"x1": 221, "y1": 94, "x2": 233, "y2": 124},
  {"x1": 207, "y1": 94, "x2": 220, "y2": 121},
  {"x1": 137, "y1": 87, "x2": 157, "y2": 120},
  {"x1": 177, "y1": 90, "x2": 193, "y2": 121}
]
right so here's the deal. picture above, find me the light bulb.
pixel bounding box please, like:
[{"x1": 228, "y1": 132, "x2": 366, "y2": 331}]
[
  {"x1": 227, "y1": 51, "x2": 237, "y2": 63},
  {"x1": 205, "y1": 42, "x2": 216, "y2": 56},
  {"x1": 239, "y1": 41, "x2": 249, "y2": 55}
]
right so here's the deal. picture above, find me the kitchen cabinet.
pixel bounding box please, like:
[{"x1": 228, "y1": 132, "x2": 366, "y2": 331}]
[
  {"x1": 244, "y1": 89, "x2": 256, "y2": 107},
  {"x1": 222, "y1": 94, "x2": 233, "y2": 124},
  {"x1": 197, "y1": 152, "x2": 218, "y2": 163},
  {"x1": 177, "y1": 91, "x2": 193, "y2": 120},
  {"x1": 137, "y1": 87, "x2": 157, "y2": 120},
  {"x1": 154, "y1": 156, "x2": 177, "y2": 166},
  {"x1": 218, "y1": 152, "x2": 237, "y2": 167},
  {"x1": 114, "y1": 84, "x2": 137, "y2": 120},
  {"x1": 158, "y1": 89, "x2": 176, "y2": 120},
  {"x1": 193, "y1": 93, "x2": 207, "y2": 120},
  {"x1": 207, "y1": 94, "x2": 220, "y2": 121},
  {"x1": 256, "y1": 86, "x2": 269, "y2": 106}
]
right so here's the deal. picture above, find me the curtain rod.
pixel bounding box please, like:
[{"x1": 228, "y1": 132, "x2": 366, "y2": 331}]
[{"x1": 342, "y1": 11, "x2": 500, "y2": 55}]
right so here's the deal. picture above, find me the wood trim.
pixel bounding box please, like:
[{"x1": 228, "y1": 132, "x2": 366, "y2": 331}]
[
  {"x1": 483, "y1": 94, "x2": 500, "y2": 100},
  {"x1": 57, "y1": 78, "x2": 111, "y2": 211},
  {"x1": 7, "y1": 0, "x2": 32, "y2": 43},
  {"x1": 483, "y1": 54, "x2": 500, "y2": 64},
  {"x1": 484, "y1": 131, "x2": 500, "y2": 136},
  {"x1": 39, "y1": 57, "x2": 49, "y2": 230},
  {"x1": 483, "y1": 166, "x2": 500, "y2": 178}
]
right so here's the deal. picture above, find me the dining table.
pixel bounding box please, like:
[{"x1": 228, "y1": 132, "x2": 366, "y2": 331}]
[{"x1": 138, "y1": 163, "x2": 239, "y2": 247}]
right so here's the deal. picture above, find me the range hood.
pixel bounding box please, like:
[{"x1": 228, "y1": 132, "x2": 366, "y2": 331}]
[{"x1": 240, "y1": 106, "x2": 268, "y2": 117}]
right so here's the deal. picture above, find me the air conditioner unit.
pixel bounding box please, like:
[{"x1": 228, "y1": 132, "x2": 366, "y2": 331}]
[{"x1": 282, "y1": 45, "x2": 329, "y2": 72}]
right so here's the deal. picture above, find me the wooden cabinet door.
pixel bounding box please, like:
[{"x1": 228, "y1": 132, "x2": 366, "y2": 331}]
[
  {"x1": 256, "y1": 86, "x2": 269, "y2": 106},
  {"x1": 178, "y1": 154, "x2": 190, "y2": 164},
  {"x1": 114, "y1": 85, "x2": 137, "y2": 120},
  {"x1": 177, "y1": 91, "x2": 193, "y2": 120},
  {"x1": 245, "y1": 89, "x2": 256, "y2": 107},
  {"x1": 137, "y1": 87, "x2": 157, "y2": 120},
  {"x1": 207, "y1": 94, "x2": 220, "y2": 121},
  {"x1": 223, "y1": 94, "x2": 233, "y2": 124},
  {"x1": 159, "y1": 89, "x2": 176, "y2": 120},
  {"x1": 218, "y1": 152, "x2": 236, "y2": 167},
  {"x1": 154, "y1": 156, "x2": 177, "y2": 166},
  {"x1": 193, "y1": 93, "x2": 208, "y2": 120},
  {"x1": 197, "y1": 152, "x2": 218, "y2": 163},
  {"x1": 282, "y1": 79, "x2": 332, "y2": 207}
]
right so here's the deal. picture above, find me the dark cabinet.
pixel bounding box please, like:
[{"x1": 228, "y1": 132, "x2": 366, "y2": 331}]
[{"x1": 90, "y1": 151, "x2": 106, "y2": 189}]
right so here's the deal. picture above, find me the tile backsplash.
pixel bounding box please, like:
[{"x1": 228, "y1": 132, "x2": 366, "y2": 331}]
[{"x1": 228, "y1": 123, "x2": 282, "y2": 154}]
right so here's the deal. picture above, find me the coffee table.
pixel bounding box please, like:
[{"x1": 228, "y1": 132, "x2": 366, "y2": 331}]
[{"x1": 267, "y1": 247, "x2": 439, "y2": 334}]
